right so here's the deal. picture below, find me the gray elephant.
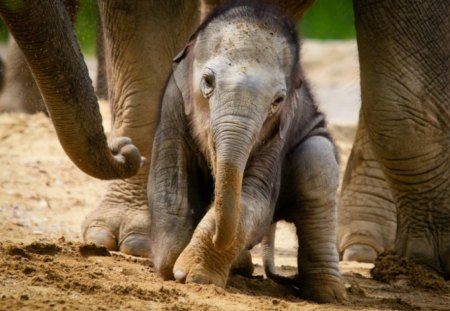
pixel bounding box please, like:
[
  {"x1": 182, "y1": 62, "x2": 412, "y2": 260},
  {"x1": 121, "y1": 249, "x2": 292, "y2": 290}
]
[
  {"x1": 337, "y1": 0, "x2": 450, "y2": 280},
  {"x1": 148, "y1": 3, "x2": 345, "y2": 303},
  {"x1": 0, "y1": 0, "x2": 448, "y2": 292}
]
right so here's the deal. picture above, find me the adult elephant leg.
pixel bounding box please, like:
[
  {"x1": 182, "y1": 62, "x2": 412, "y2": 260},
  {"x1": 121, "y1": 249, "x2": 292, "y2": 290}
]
[
  {"x1": 95, "y1": 8, "x2": 107, "y2": 101},
  {"x1": 200, "y1": 0, "x2": 315, "y2": 23},
  {"x1": 82, "y1": 1, "x2": 200, "y2": 257},
  {"x1": 355, "y1": 0, "x2": 450, "y2": 277},
  {"x1": 338, "y1": 110, "x2": 396, "y2": 262},
  {"x1": 200, "y1": 0, "x2": 222, "y2": 20},
  {"x1": 0, "y1": 38, "x2": 45, "y2": 113}
]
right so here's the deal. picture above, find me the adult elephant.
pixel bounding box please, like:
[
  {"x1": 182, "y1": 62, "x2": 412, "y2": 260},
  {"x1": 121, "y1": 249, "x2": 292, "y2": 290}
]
[{"x1": 0, "y1": 0, "x2": 448, "y2": 279}]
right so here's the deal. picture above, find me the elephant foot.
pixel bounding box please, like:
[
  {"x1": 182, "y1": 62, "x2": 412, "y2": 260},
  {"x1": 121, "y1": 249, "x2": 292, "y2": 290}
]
[
  {"x1": 298, "y1": 275, "x2": 347, "y2": 303},
  {"x1": 82, "y1": 179, "x2": 151, "y2": 258},
  {"x1": 173, "y1": 244, "x2": 230, "y2": 287},
  {"x1": 395, "y1": 230, "x2": 450, "y2": 279},
  {"x1": 342, "y1": 244, "x2": 378, "y2": 263},
  {"x1": 172, "y1": 214, "x2": 242, "y2": 287}
]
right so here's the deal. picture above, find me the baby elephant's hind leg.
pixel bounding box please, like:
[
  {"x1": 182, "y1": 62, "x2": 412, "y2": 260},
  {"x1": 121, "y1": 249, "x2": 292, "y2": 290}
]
[{"x1": 283, "y1": 136, "x2": 346, "y2": 303}]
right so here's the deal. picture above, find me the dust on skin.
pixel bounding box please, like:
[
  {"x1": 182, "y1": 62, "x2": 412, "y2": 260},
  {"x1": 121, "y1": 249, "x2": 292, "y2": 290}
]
[{"x1": 0, "y1": 41, "x2": 449, "y2": 310}]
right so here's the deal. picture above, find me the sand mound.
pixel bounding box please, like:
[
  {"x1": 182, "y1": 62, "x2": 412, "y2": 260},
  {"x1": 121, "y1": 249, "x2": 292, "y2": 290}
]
[{"x1": 371, "y1": 252, "x2": 448, "y2": 291}]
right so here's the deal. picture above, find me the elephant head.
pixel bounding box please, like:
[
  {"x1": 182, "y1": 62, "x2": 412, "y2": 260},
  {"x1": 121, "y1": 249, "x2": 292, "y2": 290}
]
[{"x1": 172, "y1": 5, "x2": 300, "y2": 250}]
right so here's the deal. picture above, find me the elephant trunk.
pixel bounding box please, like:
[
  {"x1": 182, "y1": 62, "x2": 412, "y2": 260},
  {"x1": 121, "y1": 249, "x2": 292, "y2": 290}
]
[
  {"x1": 213, "y1": 160, "x2": 243, "y2": 250},
  {"x1": 211, "y1": 113, "x2": 259, "y2": 250},
  {"x1": 0, "y1": 1, "x2": 141, "y2": 179}
]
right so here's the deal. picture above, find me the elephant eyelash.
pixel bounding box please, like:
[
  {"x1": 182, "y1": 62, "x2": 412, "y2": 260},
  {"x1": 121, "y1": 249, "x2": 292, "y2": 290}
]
[{"x1": 273, "y1": 95, "x2": 285, "y2": 105}]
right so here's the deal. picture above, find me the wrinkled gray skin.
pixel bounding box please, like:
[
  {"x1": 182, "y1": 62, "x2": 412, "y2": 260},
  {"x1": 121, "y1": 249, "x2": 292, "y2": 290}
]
[
  {"x1": 1, "y1": 0, "x2": 448, "y2": 295},
  {"x1": 0, "y1": 0, "x2": 108, "y2": 113},
  {"x1": 0, "y1": 0, "x2": 80, "y2": 114},
  {"x1": 0, "y1": 0, "x2": 200, "y2": 257},
  {"x1": 148, "y1": 5, "x2": 345, "y2": 303},
  {"x1": 0, "y1": 0, "x2": 313, "y2": 259},
  {"x1": 338, "y1": 0, "x2": 450, "y2": 280}
]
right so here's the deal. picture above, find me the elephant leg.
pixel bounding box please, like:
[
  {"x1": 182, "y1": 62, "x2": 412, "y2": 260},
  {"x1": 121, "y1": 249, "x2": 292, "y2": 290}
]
[
  {"x1": 281, "y1": 136, "x2": 346, "y2": 303},
  {"x1": 0, "y1": 0, "x2": 79, "y2": 114},
  {"x1": 171, "y1": 209, "x2": 241, "y2": 286},
  {"x1": 0, "y1": 37, "x2": 45, "y2": 113},
  {"x1": 173, "y1": 201, "x2": 264, "y2": 286},
  {"x1": 354, "y1": 0, "x2": 450, "y2": 277},
  {"x1": 82, "y1": 1, "x2": 200, "y2": 257},
  {"x1": 200, "y1": 0, "x2": 222, "y2": 20},
  {"x1": 172, "y1": 145, "x2": 284, "y2": 287},
  {"x1": 338, "y1": 110, "x2": 396, "y2": 262},
  {"x1": 95, "y1": 6, "x2": 107, "y2": 100},
  {"x1": 200, "y1": 0, "x2": 314, "y2": 23},
  {"x1": 148, "y1": 75, "x2": 212, "y2": 278}
]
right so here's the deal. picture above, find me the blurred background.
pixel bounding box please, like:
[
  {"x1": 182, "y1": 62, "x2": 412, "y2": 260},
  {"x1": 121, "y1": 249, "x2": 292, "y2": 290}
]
[{"x1": 0, "y1": 0, "x2": 356, "y2": 55}]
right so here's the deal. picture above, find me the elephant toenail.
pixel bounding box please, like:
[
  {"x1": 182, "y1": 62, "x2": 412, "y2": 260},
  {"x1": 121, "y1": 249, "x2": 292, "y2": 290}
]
[
  {"x1": 83, "y1": 227, "x2": 117, "y2": 251},
  {"x1": 119, "y1": 234, "x2": 151, "y2": 257},
  {"x1": 343, "y1": 244, "x2": 378, "y2": 263},
  {"x1": 174, "y1": 269, "x2": 186, "y2": 281}
]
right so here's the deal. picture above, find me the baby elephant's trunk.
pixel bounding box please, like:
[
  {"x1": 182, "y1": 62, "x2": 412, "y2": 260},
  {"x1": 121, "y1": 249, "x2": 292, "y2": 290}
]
[
  {"x1": 212, "y1": 114, "x2": 258, "y2": 250},
  {"x1": 212, "y1": 161, "x2": 243, "y2": 250}
]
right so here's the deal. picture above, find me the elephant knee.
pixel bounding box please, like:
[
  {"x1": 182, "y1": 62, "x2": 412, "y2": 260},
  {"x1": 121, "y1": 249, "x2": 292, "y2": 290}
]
[{"x1": 292, "y1": 136, "x2": 339, "y2": 200}]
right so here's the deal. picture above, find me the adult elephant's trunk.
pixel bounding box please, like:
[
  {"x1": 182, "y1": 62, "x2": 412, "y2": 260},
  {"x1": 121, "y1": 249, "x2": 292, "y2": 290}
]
[
  {"x1": 0, "y1": 1, "x2": 141, "y2": 179},
  {"x1": 211, "y1": 109, "x2": 261, "y2": 250}
]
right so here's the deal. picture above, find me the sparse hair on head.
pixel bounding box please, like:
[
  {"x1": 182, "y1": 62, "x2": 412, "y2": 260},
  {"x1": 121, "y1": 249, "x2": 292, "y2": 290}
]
[{"x1": 193, "y1": 0, "x2": 299, "y2": 57}]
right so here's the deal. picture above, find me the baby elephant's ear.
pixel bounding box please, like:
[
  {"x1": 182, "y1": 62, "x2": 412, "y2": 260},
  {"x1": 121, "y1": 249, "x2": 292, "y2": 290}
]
[
  {"x1": 172, "y1": 42, "x2": 193, "y2": 115},
  {"x1": 279, "y1": 109, "x2": 292, "y2": 140}
]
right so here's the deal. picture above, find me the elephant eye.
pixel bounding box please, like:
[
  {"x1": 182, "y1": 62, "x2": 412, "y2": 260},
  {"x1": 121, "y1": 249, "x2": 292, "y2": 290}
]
[
  {"x1": 270, "y1": 91, "x2": 286, "y2": 116},
  {"x1": 273, "y1": 95, "x2": 285, "y2": 105},
  {"x1": 201, "y1": 70, "x2": 215, "y2": 98}
]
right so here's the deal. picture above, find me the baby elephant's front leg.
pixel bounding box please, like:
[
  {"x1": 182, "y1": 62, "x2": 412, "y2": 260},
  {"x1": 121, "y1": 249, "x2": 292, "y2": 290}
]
[
  {"x1": 284, "y1": 136, "x2": 346, "y2": 303},
  {"x1": 172, "y1": 208, "x2": 245, "y2": 286}
]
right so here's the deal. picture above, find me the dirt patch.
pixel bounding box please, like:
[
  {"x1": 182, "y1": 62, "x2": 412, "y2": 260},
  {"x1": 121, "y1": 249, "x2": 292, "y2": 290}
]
[
  {"x1": 79, "y1": 243, "x2": 111, "y2": 257},
  {"x1": 371, "y1": 252, "x2": 448, "y2": 292}
]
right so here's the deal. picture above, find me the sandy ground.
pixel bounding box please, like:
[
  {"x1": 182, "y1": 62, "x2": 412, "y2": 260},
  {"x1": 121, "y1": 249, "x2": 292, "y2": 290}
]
[{"x1": 0, "y1": 40, "x2": 449, "y2": 310}]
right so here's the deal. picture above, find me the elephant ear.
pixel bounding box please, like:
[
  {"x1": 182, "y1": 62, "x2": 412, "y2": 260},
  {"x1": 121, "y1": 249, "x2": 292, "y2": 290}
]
[
  {"x1": 172, "y1": 41, "x2": 194, "y2": 115},
  {"x1": 279, "y1": 102, "x2": 293, "y2": 139},
  {"x1": 279, "y1": 72, "x2": 303, "y2": 139}
]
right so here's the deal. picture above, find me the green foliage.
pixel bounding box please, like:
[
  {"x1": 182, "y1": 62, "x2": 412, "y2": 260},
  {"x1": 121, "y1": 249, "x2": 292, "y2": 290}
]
[
  {"x1": 0, "y1": 0, "x2": 98, "y2": 54},
  {"x1": 300, "y1": 0, "x2": 355, "y2": 40},
  {"x1": 74, "y1": 0, "x2": 98, "y2": 55},
  {"x1": 0, "y1": 18, "x2": 7, "y2": 42}
]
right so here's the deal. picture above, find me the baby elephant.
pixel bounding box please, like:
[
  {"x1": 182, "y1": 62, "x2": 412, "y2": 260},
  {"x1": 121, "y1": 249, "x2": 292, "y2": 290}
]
[{"x1": 148, "y1": 2, "x2": 346, "y2": 303}]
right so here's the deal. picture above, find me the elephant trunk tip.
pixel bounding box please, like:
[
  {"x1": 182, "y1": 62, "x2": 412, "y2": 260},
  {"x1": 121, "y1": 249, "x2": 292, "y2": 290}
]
[
  {"x1": 107, "y1": 136, "x2": 143, "y2": 179},
  {"x1": 71, "y1": 136, "x2": 143, "y2": 180}
]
